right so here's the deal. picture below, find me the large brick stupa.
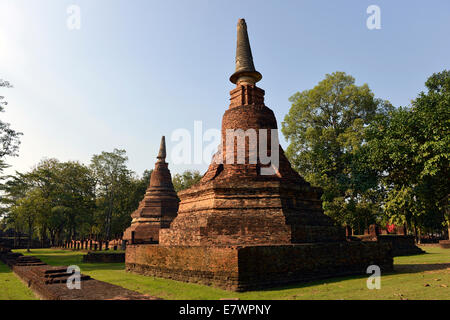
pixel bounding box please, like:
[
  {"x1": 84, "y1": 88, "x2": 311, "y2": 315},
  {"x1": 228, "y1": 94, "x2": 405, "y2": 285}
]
[{"x1": 125, "y1": 19, "x2": 393, "y2": 291}]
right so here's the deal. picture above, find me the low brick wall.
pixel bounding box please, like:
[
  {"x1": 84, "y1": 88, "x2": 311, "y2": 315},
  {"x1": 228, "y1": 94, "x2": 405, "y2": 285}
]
[
  {"x1": 355, "y1": 235, "x2": 424, "y2": 256},
  {"x1": 418, "y1": 243, "x2": 440, "y2": 247},
  {"x1": 439, "y1": 240, "x2": 450, "y2": 249},
  {"x1": 82, "y1": 252, "x2": 125, "y2": 263},
  {"x1": 374, "y1": 235, "x2": 424, "y2": 256},
  {"x1": 126, "y1": 242, "x2": 393, "y2": 291}
]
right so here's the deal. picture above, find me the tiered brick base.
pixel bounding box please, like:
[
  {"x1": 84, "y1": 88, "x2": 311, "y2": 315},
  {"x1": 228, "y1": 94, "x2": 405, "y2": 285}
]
[{"x1": 126, "y1": 242, "x2": 393, "y2": 291}]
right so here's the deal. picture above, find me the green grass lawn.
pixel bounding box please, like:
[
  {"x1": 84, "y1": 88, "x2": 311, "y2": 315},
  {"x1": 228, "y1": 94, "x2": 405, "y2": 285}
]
[
  {"x1": 6, "y1": 247, "x2": 450, "y2": 300},
  {"x1": 0, "y1": 261, "x2": 38, "y2": 300},
  {"x1": 12, "y1": 246, "x2": 449, "y2": 300}
]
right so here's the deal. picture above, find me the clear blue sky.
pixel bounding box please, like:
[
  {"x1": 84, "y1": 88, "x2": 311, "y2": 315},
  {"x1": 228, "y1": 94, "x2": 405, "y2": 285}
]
[{"x1": 1, "y1": 0, "x2": 449, "y2": 176}]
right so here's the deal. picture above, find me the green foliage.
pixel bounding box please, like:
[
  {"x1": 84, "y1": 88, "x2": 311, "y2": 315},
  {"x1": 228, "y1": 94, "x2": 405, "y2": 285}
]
[
  {"x1": 10, "y1": 188, "x2": 46, "y2": 250},
  {"x1": 364, "y1": 70, "x2": 450, "y2": 235},
  {"x1": 282, "y1": 72, "x2": 392, "y2": 231},
  {"x1": 172, "y1": 170, "x2": 202, "y2": 192},
  {"x1": 90, "y1": 149, "x2": 131, "y2": 239},
  {"x1": 0, "y1": 151, "x2": 150, "y2": 244},
  {"x1": 1, "y1": 159, "x2": 97, "y2": 245},
  {"x1": 89, "y1": 149, "x2": 150, "y2": 239},
  {"x1": 0, "y1": 79, "x2": 22, "y2": 166}
]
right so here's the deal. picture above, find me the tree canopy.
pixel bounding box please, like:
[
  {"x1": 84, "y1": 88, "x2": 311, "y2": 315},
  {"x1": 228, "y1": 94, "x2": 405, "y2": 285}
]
[
  {"x1": 283, "y1": 70, "x2": 448, "y2": 238},
  {"x1": 0, "y1": 79, "x2": 22, "y2": 174},
  {"x1": 282, "y1": 72, "x2": 393, "y2": 232},
  {"x1": 172, "y1": 170, "x2": 202, "y2": 192},
  {"x1": 364, "y1": 70, "x2": 449, "y2": 237},
  {"x1": 0, "y1": 147, "x2": 203, "y2": 245}
]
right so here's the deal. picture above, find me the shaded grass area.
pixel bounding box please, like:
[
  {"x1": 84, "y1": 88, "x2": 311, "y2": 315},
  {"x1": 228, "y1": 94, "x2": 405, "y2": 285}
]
[
  {"x1": 86, "y1": 250, "x2": 125, "y2": 254},
  {"x1": 0, "y1": 261, "x2": 38, "y2": 300},
  {"x1": 15, "y1": 247, "x2": 450, "y2": 300}
]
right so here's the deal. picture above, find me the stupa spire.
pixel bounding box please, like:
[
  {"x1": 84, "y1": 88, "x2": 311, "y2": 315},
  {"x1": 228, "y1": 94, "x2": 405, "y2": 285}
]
[
  {"x1": 157, "y1": 136, "x2": 166, "y2": 163},
  {"x1": 229, "y1": 19, "x2": 262, "y2": 85}
]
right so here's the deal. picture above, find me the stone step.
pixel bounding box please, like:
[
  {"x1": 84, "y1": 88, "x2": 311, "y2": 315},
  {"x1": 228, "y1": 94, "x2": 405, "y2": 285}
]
[
  {"x1": 44, "y1": 272, "x2": 80, "y2": 279},
  {"x1": 17, "y1": 257, "x2": 42, "y2": 262},
  {"x1": 16, "y1": 258, "x2": 42, "y2": 262},
  {"x1": 33, "y1": 267, "x2": 69, "y2": 276},
  {"x1": 44, "y1": 274, "x2": 91, "y2": 284},
  {"x1": 14, "y1": 262, "x2": 47, "y2": 266},
  {"x1": 43, "y1": 269, "x2": 71, "y2": 275}
]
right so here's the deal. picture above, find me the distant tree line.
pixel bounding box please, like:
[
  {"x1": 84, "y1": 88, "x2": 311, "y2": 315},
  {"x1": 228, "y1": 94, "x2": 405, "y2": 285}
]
[
  {"x1": 0, "y1": 149, "x2": 202, "y2": 249},
  {"x1": 283, "y1": 70, "x2": 449, "y2": 240}
]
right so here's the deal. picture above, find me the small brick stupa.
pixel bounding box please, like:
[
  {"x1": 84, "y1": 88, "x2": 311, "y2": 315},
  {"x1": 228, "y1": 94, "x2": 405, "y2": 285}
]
[
  {"x1": 126, "y1": 19, "x2": 393, "y2": 291},
  {"x1": 123, "y1": 136, "x2": 179, "y2": 244}
]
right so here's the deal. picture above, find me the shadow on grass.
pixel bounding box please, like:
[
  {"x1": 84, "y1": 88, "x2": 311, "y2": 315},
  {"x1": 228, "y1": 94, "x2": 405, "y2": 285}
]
[
  {"x1": 78, "y1": 263, "x2": 124, "y2": 272},
  {"x1": 257, "y1": 262, "x2": 450, "y2": 293},
  {"x1": 16, "y1": 251, "x2": 126, "y2": 273},
  {"x1": 394, "y1": 263, "x2": 450, "y2": 274},
  {"x1": 0, "y1": 261, "x2": 12, "y2": 274},
  {"x1": 245, "y1": 273, "x2": 370, "y2": 293},
  {"x1": 37, "y1": 255, "x2": 125, "y2": 271}
]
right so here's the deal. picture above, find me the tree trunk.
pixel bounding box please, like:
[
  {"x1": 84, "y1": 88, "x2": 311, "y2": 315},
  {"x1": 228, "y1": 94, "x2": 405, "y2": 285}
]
[
  {"x1": 50, "y1": 230, "x2": 56, "y2": 247},
  {"x1": 41, "y1": 225, "x2": 48, "y2": 248},
  {"x1": 27, "y1": 222, "x2": 32, "y2": 253},
  {"x1": 105, "y1": 196, "x2": 113, "y2": 240},
  {"x1": 413, "y1": 224, "x2": 418, "y2": 243}
]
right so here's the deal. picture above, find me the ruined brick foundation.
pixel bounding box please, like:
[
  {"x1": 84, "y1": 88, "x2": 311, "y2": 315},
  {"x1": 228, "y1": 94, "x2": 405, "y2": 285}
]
[
  {"x1": 439, "y1": 240, "x2": 450, "y2": 249},
  {"x1": 0, "y1": 251, "x2": 159, "y2": 300},
  {"x1": 126, "y1": 242, "x2": 393, "y2": 291}
]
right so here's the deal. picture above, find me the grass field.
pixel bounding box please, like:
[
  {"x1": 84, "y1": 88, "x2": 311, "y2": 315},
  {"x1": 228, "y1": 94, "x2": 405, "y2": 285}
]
[
  {"x1": 0, "y1": 261, "x2": 38, "y2": 300},
  {"x1": 2, "y1": 246, "x2": 447, "y2": 300}
]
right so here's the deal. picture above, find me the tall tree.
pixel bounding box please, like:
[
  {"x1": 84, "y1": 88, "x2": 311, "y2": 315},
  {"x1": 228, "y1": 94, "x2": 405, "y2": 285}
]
[
  {"x1": 11, "y1": 188, "x2": 45, "y2": 252},
  {"x1": 282, "y1": 72, "x2": 393, "y2": 230},
  {"x1": 0, "y1": 172, "x2": 31, "y2": 246},
  {"x1": 365, "y1": 70, "x2": 450, "y2": 239},
  {"x1": 0, "y1": 79, "x2": 22, "y2": 174},
  {"x1": 51, "y1": 161, "x2": 96, "y2": 242},
  {"x1": 90, "y1": 149, "x2": 132, "y2": 240},
  {"x1": 108, "y1": 170, "x2": 152, "y2": 238}
]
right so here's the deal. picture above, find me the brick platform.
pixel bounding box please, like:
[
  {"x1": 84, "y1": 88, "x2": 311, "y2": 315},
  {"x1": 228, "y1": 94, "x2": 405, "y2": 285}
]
[
  {"x1": 357, "y1": 234, "x2": 425, "y2": 256},
  {"x1": 376, "y1": 235, "x2": 424, "y2": 256},
  {"x1": 439, "y1": 240, "x2": 450, "y2": 249},
  {"x1": 126, "y1": 242, "x2": 393, "y2": 291}
]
